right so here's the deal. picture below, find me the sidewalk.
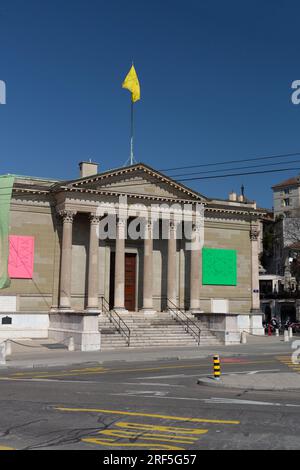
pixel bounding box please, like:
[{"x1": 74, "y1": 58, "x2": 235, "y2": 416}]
[
  {"x1": 197, "y1": 372, "x2": 300, "y2": 391},
  {"x1": 0, "y1": 334, "x2": 297, "y2": 369}
]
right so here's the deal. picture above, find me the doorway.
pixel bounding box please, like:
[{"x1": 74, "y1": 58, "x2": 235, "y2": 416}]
[{"x1": 109, "y1": 252, "x2": 137, "y2": 311}]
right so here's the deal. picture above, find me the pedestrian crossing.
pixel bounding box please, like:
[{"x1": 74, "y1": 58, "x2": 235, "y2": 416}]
[{"x1": 277, "y1": 356, "x2": 300, "y2": 373}]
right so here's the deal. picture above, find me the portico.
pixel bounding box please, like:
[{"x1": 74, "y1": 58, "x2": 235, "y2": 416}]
[{"x1": 57, "y1": 208, "x2": 204, "y2": 315}]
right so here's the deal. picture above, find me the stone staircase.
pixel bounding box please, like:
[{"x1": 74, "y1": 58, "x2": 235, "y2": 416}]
[{"x1": 99, "y1": 311, "x2": 221, "y2": 350}]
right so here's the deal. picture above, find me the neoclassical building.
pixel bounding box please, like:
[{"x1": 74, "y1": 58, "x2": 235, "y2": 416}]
[{"x1": 0, "y1": 162, "x2": 265, "y2": 350}]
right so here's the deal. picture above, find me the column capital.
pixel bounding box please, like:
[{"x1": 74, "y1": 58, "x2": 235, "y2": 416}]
[
  {"x1": 192, "y1": 221, "x2": 202, "y2": 233},
  {"x1": 89, "y1": 214, "x2": 101, "y2": 225},
  {"x1": 250, "y1": 226, "x2": 259, "y2": 241},
  {"x1": 58, "y1": 210, "x2": 76, "y2": 223}
]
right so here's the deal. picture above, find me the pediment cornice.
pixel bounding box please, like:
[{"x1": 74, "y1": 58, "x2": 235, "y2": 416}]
[{"x1": 52, "y1": 163, "x2": 209, "y2": 203}]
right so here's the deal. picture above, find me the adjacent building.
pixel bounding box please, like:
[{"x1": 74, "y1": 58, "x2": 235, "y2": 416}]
[{"x1": 259, "y1": 174, "x2": 300, "y2": 324}]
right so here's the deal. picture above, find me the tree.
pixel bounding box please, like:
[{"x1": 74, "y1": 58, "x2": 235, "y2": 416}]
[{"x1": 283, "y1": 216, "x2": 300, "y2": 246}]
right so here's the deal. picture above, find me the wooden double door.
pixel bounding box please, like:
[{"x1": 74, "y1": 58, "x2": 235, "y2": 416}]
[{"x1": 109, "y1": 252, "x2": 137, "y2": 311}]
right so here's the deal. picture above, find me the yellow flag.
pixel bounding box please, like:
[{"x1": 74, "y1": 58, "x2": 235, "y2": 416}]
[{"x1": 122, "y1": 65, "x2": 140, "y2": 102}]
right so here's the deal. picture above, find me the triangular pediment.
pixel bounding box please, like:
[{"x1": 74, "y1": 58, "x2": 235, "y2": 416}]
[{"x1": 63, "y1": 163, "x2": 208, "y2": 202}]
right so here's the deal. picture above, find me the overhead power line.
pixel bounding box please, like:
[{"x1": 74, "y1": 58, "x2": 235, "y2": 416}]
[
  {"x1": 178, "y1": 166, "x2": 300, "y2": 182},
  {"x1": 61, "y1": 164, "x2": 300, "y2": 192},
  {"x1": 159, "y1": 151, "x2": 300, "y2": 172},
  {"x1": 168, "y1": 158, "x2": 300, "y2": 179}
]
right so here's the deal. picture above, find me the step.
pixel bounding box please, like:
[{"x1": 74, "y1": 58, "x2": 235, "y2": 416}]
[{"x1": 99, "y1": 311, "x2": 221, "y2": 349}]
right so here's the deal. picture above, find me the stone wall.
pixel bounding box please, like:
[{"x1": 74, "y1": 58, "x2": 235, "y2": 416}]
[{"x1": 1, "y1": 200, "x2": 58, "y2": 313}]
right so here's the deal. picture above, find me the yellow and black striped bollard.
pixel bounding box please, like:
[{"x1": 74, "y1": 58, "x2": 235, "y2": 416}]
[{"x1": 213, "y1": 355, "x2": 221, "y2": 380}]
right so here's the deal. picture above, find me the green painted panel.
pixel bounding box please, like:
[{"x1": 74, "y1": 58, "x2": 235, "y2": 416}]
[
  {"x1": 202, "y1": 248, "x2": 237, "y2": 286},
  {"x1": 0, "y1": 175, "x2": 15, "y2": 289}
]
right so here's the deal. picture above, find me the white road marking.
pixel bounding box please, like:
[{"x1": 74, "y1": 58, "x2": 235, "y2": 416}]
[
  {"x1": 137, "y1": 374, "x2": 186, "y2": 379},
  {"x1": 113, "y1": 390, "x2": 169, "y2": 397},
  {"x1": 120, "y1": 382, "x2": 185, "y2": 387},
  {"x1": 0, "y1": 377, "x2": 104, "y2": 384},
  {"x1": 137, "y1": 369, "x2": 281, "y2": 380},
  {"x1": 246, "y1": 370, "x2": 281, "y2": 375},
  {"x1": 110, "y1": 391, "x2": 300, "y2": 408},
  {"x1": 205, "y1": 398, "x2": 289, "y2": 406}
]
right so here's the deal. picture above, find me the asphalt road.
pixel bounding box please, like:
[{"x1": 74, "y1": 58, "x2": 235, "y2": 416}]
[{"x1": 0, "y1": 354, "x2": 300, "y2": 450}]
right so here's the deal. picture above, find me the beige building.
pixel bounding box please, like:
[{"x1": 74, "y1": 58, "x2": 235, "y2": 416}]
[{"x1": 0, "y1": 162, "x2": 265, "y2": 350}]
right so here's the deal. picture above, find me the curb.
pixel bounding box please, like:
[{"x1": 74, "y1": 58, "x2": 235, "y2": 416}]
[
  {"x1": 0, "y1": 344, "x2": 295, "y2": 370},
  {"x1": 197, "y1": 376, "x2": 300, "y2": 392}
]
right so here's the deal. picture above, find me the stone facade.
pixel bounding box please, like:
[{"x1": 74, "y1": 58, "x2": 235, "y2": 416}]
[{"x1": 0, "y1": 163, "x2": 266, "y2": 349}]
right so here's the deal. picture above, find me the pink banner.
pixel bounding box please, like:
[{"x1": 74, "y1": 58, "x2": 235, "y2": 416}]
[{"x1": 8, "y1": 236, "x2": 34, "y2": 279}]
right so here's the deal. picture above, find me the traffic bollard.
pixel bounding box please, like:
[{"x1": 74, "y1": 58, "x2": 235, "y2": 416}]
[
  {"x1": 0, "y1": 343, "x2": 6, "y2": 365},
  {"x1": 289, "y1": 327, "x2": 293, "y2": 339},
  {"x1": 241, "y1": 331, "x2": 247, "y2": 344},
  {"x1": 284, "y1": 330, "x2": 289, "y2": 342},
  {"x1": 5, "y1": 340, "x2": 12, "y2": 356},
  {"x1": 276, "y1": 328, "x2": 279, "y2": 337},
  {"x1": 213, "y1": 355, "x2": 221, "y2": 380},
  {"x1": 68, "y1": 337, "x2": 75, "y2": 351}
]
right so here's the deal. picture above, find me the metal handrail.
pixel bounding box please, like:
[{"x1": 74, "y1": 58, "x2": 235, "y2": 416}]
[
  {"x1": 100, "y1": 297, "x2": 131, "y2": 346},
  {"x1": 165, "y1": 298, "x2": 201, "y2": 346}
]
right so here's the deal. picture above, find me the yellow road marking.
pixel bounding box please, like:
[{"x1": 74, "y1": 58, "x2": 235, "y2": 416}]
[
  {"x1": 0, "y1": 445, "x2": 14, "y2": 450},
  {"x1": 116, "y1": 421, "x2": 208, "y2": 435},
  {"x1": 55, "y1": 406, "x2": 240, "y2": 424},
  {"x1": 81, "y1": 420, "x2": 209, "y2": 450},
  {"x1": 276, "y1": 356, "x2": 300, "y2": 374},
  {"x1": 5, "y1": 360, "x2": 278, "y2": 380},
  {"x1": 11, "y1": 366, "x2": 107, "y2": 377},
  {"x1": 98, "y1": 429, "x2": 199, "y2": 444},
  {"x1": 82, "y1": 437, "x2": 184, "y2": 450}
]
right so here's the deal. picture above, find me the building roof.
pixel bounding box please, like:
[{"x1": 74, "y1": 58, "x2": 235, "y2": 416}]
[
  {"x1": 272, "y1": 176, "x2": 299, "y2": 190},
  {"x1": 8, "y1": 162, "x2": 266, "y2": 217}
]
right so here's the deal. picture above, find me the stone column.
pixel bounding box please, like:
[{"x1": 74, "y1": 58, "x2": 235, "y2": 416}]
[
  {"x1": 114, "y1": 218, "x2": 127, "y2": 312},
  {"x1": 167, "y1": 220, "x2": 177, "y2": 309},
  {"x1": 59, "y1": 210, "x2": 76, "y2": 310},
  {"x1": 141, "y1": 220, "x2": 155, "y2": 314},
  {"x1": 190, "y1": 222, "x2": 201, "y2": 312},
  {"x1": 250, "y1": 224, "x2": 264, "y2": 335},
  {"x1": 87, "y1": 214, "x2": 101, "y2": 312},
  {"x1": 250, "y1": 225, "x2": 261, "y2": 311}
]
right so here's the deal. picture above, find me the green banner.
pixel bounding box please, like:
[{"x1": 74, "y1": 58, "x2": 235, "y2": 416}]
[
  {"x1": 0, "y1": 175, "x2": 14, "y2": 289},
  {"x1": 202, "y1": 247, "x2": 237, "y2": 286}
]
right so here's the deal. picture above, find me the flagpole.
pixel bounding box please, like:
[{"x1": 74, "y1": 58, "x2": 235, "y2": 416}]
[{"x1": 130, "y1": 98, "x2": 134, "y2": 165}]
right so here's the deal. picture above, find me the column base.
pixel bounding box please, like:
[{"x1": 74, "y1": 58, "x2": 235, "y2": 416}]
[
  {"x1": 189, "y1": 308, "x2": 204, "y2": 315},
  {"x1": 85, "y1": 308, "x2": 101, "y2": 314},
  {"x1": 57, "y1": 307, "x2": 75, "y2": 313},
  {"x1": 113, "y1": 307, "x2": 128, "y2": 315},
  {"x1": 166, "y1": 307, "x2": 178, "y2": 313},
  {"x1": 139, "y1": 308, "x2": 157, "y2": 315}
]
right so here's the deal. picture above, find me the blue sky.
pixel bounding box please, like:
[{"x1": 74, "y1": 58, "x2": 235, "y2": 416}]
[{"x1": 1, "y1": 0, "x2": 300, "y2": 208}]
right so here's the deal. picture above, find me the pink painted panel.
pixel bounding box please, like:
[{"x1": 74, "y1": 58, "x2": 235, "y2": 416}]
[{"x1": 8, "y1": 236, "x2": 34, "y2": 279}]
